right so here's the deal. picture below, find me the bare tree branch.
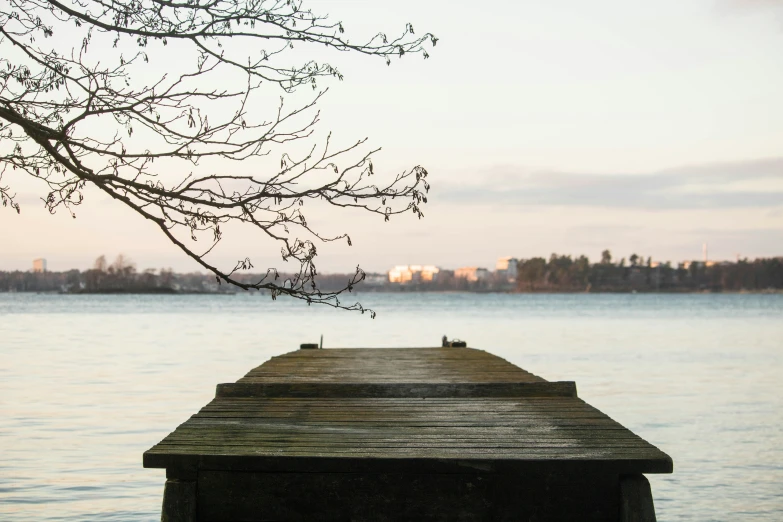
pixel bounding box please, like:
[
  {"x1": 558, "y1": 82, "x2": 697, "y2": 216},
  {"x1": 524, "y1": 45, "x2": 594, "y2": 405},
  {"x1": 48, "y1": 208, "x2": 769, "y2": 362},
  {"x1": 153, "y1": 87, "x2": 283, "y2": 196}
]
[{"x1": 0, "y1": 0, "x2": 435, "y2": 314}]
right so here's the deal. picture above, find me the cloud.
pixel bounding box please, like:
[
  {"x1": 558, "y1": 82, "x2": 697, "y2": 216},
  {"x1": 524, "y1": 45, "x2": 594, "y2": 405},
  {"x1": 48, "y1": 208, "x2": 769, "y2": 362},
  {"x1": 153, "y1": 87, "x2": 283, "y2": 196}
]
[
  {"x1": 718, "y1": 0, "x2": 783, "y2": 18},
  {"x1": 438, "y1": 157, "x2": 783, "y2": 210},
  {"x1": 724, "y1": 0, "x2": 783, "y2": 8}
]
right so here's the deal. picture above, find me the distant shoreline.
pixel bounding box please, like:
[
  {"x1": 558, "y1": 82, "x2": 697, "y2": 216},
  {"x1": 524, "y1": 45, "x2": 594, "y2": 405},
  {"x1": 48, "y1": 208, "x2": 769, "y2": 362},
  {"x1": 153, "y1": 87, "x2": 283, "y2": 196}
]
[
  {"x1": 360, "y1": 288, "x2": 783, "y2": 295},
  {"x1": 2, "y1": 288, "x2": 780, "y2": 295},
  {"x1": 4, "y1": 255, "x2": 781, "y2": 294},
  {"x1": 63, "y1": 288, "x2": 236, "y2": 295}
]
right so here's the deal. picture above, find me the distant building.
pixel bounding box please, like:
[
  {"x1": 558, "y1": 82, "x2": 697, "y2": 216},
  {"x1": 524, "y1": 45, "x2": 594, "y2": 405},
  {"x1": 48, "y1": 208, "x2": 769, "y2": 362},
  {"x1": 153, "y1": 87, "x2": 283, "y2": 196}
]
[
  {"x1": 362, "y1": 274, "x2": 388, "y2": 287},
  {"x1": 679, "y1": 259, "x2": 725, "y2": 273},
  {"x1": 495, "y1": 257, "x2": 518, "y2": 282},
  {"x1": 32, "y1": 258, "x2": 47, "y2": 273},
  {"x1": 388, "y1": 265, "x2": 413, "y2": 283},
  {"x1": 454, "y1": 266, "x2": 489, "y2": 282},
  {"x1": 388, "y1": 265, "x2": 440, "y2": 284},
  {"x1": 681, "y1": 260, "x2": 714, "y2": 270},
  {"x1": 413, "y1": 265, "x2": 440, "y2": 282}
]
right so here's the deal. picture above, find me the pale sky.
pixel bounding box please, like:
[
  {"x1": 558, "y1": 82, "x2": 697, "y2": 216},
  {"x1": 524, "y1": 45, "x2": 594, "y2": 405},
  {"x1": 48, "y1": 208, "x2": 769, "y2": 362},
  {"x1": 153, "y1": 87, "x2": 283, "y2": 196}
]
[{"x1": 2, "y1": 0, "x2": 782, "y2": 273}]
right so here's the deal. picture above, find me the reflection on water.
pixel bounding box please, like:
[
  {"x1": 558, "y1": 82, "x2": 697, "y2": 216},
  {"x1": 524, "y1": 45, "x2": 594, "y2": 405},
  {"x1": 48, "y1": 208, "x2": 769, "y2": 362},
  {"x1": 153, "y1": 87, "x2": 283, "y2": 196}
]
[{"x1": 1, "y1": 293, "x2": 782, "y2": 520}]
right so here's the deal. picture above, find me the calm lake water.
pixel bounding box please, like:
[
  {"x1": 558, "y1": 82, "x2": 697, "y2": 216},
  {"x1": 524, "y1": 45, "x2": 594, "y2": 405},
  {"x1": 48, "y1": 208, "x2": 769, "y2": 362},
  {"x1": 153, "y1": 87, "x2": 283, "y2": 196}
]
[{"x1": 1, "y1": 292, "x2": 781, "y2": 520}]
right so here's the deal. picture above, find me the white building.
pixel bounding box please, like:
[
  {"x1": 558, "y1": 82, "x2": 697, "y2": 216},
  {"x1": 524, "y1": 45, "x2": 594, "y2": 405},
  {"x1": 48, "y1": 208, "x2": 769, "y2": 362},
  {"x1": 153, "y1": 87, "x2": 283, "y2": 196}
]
[
  {"x1": 362, "y1": 274, "x2": 388, "y2": 287},
  {"x1": 454, "y1": 267, "x2": 489, "y2": 282},
  {"x1": 32, "y1": 258, "x2": 47, "y2": 273},
  {"x1": 388, "y1": 265, "x2": 440, "y2": 283},
  {"x1": 495, "y1": 257, "x2": 518, "y2": 281},
  {"x1": 388, "y1": 265, "x2": 412, "y2": 283}
]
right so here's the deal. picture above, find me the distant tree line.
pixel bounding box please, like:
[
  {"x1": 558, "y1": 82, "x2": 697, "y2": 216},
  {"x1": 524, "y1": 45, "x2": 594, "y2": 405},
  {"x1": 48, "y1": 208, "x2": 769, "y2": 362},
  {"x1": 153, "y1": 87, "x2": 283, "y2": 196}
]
[
  {"x1": 515, "y1": 250, "x2": 783, "y2": 293},
  {"x1": 2, "y1": 251, "x2": 782, "y2": 294},
  {"x1": 0, "y1": 255, "x2": 377, "y2": 294},
  {"x1": 1, "y1": 255, "x2": 190, "y2": 294}
]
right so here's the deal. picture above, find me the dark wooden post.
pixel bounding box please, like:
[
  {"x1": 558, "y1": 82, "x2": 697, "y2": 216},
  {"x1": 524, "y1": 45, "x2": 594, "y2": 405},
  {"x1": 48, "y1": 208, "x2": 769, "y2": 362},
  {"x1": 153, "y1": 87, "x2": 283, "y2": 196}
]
[
  {"x1": 619, "y1": 474, "x2": 657, "y2": 522},
  {"x1": 161, "y1": 476, "x2": 196, "y2": 522}
]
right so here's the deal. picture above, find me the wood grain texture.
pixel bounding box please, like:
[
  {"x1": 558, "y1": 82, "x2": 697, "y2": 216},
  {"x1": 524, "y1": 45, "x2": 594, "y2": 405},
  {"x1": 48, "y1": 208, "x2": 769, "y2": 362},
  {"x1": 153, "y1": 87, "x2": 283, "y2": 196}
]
[
  {"x1": 145, "y1": 347, "x2": 673, "y2": 476},
  {"x1": 216, "y1": 381, "x2": 577, "y2": 399},
  {"x1": 237, "y1": 347, "x2": 545, "y2": 384}
]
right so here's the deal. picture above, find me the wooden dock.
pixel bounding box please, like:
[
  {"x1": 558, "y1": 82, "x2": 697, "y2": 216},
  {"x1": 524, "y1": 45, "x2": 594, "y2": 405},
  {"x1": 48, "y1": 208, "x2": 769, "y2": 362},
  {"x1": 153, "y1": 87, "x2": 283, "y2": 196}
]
[{"x1": 145, "y1": 346, "x2": 672, "y2": 521}]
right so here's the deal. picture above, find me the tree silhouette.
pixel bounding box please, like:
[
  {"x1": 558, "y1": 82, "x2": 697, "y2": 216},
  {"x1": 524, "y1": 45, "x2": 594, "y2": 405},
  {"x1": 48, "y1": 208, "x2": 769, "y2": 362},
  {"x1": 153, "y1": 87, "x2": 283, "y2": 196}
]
[{"x1": 0, "y1": 0, "x2": 436, "y2": 315}]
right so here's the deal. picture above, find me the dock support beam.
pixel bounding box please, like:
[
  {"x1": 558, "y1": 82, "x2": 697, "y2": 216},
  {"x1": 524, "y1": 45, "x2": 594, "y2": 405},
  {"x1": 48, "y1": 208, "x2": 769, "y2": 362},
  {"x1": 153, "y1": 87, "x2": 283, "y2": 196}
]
[
  {"x1": 161, "y1": 478, "x2": 196, "y2": 522},
  {"x1": 619, "y1": 474, "x2": 657, "y2": 522}
]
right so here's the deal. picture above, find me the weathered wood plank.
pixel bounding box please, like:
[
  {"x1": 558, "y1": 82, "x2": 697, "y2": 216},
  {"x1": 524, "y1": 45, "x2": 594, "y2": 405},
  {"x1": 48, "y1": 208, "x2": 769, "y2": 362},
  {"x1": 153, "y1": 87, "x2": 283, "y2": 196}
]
[
  {"x1": 149, "y1": 445, "x2": 669, "y2": 459},
  {"x1": 144, "y1": 452, "x2": 673, "y2": 475},
  {"x1": 237, "y1": 347, "x2": 546, "y2": 385},
  {"x1": 216, "y1": 381, "x2": 577, "y2": 398},
  {"x1": 145, "y1": 346, "x2": 673, "y2": 481}
]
